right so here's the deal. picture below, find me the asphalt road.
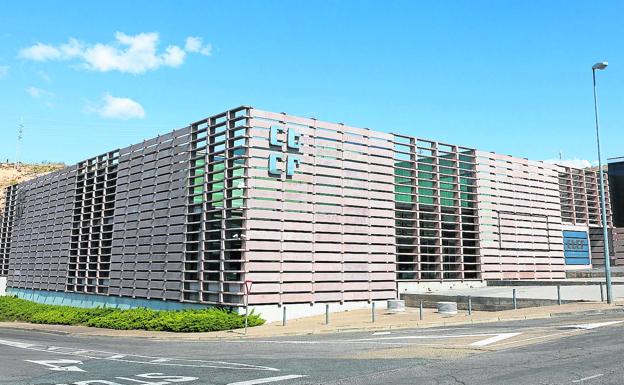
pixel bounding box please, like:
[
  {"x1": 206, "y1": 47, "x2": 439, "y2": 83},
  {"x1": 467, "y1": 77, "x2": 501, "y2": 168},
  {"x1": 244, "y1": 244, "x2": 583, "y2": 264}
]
[{"x1": 1, "y1": 313, "x2": 623, "y2": 385}]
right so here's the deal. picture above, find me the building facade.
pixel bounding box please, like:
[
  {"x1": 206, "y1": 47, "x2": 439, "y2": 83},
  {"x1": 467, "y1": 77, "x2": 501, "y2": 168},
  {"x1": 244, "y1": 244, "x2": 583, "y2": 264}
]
[{"x1": 0, "y1": 106, "x2": 620, "y2": 319}]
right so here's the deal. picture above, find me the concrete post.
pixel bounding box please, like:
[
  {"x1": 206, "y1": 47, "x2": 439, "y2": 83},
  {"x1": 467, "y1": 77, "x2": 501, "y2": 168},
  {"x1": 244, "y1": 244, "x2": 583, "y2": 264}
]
[
  {"x1": 557, "y1": 285, "x2": 562, "y2": 305},
  {"x1": 371, "y1": 302, "x2": 376, "y2": 323},
  {"x1": 282, "y1": 306, "x2": 287, "y2": 326},
  {"x1": 600, "y1": 283, "x2": 604, "y2": 302},
  {"x1": 419, "y1": 300, "x2": 424, "y2": 321},
  {"x1": 325, "y1": 303, "x2": 329, "y2": 325},
  {"x1": 512, "y1": 289, "x2": 517, "y2": 310},
  {"x1": 244, "y1": 304, "x2": 249, "y2": 335},
  {"x1": 468, "y1": 296, "x2": 472, "y2": 316}
]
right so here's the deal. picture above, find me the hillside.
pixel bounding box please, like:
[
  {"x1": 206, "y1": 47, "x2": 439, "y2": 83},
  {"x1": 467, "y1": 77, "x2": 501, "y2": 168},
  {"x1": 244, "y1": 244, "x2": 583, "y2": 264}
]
[{"x1": 0, "y1": 163, "x2": 65, "y2": 207}]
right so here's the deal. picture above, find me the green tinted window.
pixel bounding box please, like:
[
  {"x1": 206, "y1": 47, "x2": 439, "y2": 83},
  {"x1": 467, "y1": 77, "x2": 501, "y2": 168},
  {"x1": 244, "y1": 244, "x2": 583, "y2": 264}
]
[
  {"x1": 419, "y1": 196, "x2": 435, "y2": 204},
  {"x1": 460, "y1": 193, "x2": 474, "y2": 201},
  {"x1": 440, "y1": 198, "x2": 456, "y2": 206},
  {"x1": 440, "y1": 182, "x2": 454, "y2": 190},
  {"x1": 439, "y1": 167, "x2": 454, "y2": 175},
  {"x1": 440, "y1": 190, "x2": 455, "y2": 198},
  {"x1": 395, "y1": 185, "x2": 412, "y2": 194},
  {"x1": 395, "y1": 168, "x2": 411, "y2": 177}
]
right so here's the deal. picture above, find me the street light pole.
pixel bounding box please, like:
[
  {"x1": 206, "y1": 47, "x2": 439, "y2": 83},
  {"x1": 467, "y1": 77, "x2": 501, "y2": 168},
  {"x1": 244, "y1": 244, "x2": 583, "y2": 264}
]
[{"x1": 591, "y1": 61, "x2": 613, "y2": 304}]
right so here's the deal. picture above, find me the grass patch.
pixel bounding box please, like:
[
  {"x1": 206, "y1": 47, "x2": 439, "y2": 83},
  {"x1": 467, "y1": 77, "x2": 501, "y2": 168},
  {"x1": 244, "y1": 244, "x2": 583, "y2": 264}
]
[{"x1": 0, "y1": 296, "x2": 264, "y2": 332}]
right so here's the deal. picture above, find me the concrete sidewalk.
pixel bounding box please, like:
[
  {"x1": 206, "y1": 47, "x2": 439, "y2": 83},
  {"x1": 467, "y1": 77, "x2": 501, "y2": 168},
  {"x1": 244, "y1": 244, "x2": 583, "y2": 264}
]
[
  {"x1": 412, "y1": 282, "x2": 624, "y2": 302},
  {"x1": 1, "y1": 301, "x2": 622, "y2": 341}
]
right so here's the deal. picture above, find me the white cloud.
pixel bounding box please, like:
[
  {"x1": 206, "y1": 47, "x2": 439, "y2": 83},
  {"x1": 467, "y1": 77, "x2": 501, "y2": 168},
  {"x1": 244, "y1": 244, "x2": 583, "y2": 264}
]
[
  {"x1": 543, "y1": 158, "x2": 597, "y2": 169},
  {"x1": 185, "y1": 36, "x2": 212, "y2": 56},
  {"x1": 0, "y1": 65, "x2": 9, "y2": 78},
  {"x1": 89, "y1": 93, "x2": 146, "y2": 120},
  {"x1": 163, "y1": 45, "x2": 186, "y2": 67},
  {"x1": 19, "y1": 43, "x2": 63, "y2": 61},
  {"x1": 26, "y1": 86, "x2": 53, "y2": 99},
  {"x1": 19, "y1": 32, "x2": 211, "y2": 74}
]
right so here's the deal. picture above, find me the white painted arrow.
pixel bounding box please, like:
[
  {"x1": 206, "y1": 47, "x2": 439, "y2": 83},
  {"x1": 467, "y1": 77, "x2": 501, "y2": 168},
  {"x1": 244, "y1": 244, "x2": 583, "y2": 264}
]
[
  {"x1": 25, "y1": 359, "x2": 85, "y2": 372},
  {"x1": 563, "y1": 320, "x2": 624, "y2": 330}
]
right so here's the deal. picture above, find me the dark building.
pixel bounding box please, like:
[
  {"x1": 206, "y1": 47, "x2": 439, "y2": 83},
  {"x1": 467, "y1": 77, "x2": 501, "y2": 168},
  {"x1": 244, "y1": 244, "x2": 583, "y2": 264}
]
[{"x1": 608, "y1": 158, "x2": 624, "y2": 228}]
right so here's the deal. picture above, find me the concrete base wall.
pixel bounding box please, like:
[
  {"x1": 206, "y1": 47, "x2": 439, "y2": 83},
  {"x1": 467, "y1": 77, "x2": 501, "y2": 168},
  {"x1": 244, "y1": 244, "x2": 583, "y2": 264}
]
[
  {"x1": 7, "y1": 288, "x2": 206, "y2": 311},
  {"x1": 397, "y1": 281, "x2": 486, "y2": 294},
  {"x1": 246, "y1": 300, "x2": 389, "y2": 323},
  {"x1": 0, "y1": 277, "x2": 6, "y2": 296},
  {"x1": 6, "y1": 287, "x2": 388, "y2": 324},
  {"x1": 401, "y1": 293, "x2": 574, "y2": 312}
]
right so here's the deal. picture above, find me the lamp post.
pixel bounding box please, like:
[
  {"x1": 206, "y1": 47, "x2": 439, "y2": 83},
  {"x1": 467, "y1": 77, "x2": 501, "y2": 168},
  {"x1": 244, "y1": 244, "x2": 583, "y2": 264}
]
[{"x1": 591, "y1": 61, "x2": 613, "y2": 304}]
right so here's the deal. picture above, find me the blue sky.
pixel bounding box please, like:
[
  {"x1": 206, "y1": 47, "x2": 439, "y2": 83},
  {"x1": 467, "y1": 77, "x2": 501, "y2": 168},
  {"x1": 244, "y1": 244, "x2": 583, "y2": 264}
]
[{"x1": 0, "y1": 1, "x2": 622, "y2": 166}]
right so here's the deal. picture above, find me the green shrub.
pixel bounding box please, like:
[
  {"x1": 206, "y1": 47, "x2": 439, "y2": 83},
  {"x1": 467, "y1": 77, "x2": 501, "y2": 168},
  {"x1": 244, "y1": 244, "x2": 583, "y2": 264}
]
[{"x1": 0, "y1": 296, "x2": 264, "y2": 332}]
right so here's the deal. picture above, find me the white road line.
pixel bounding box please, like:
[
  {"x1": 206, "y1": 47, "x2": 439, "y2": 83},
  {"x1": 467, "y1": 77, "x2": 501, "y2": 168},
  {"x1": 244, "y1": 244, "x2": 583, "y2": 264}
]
[
  {"x1": 0, "y1": 338, "x2": 278, "y2": 371},
  {"x1": 572, "y1": 373, "x2": 604, "y2": 383},
  {"x1": 372, "y1": 332, "x2": 391, "y2": 336},
  {"x1": 348, "y1": 333, "x2": 505, "y2": 342},
  {"x1": 470, "y1": 333, "x2": 521, "y2": 347},
  {"x1": 493, "y1": 329, "x2": 579, "y2": 348},
  {"x1": 249, "y1": 332, "x2": 523, "y2": 348},
  {"x1": 227, "y1": 374, "x2": 307, "y2": 385},
  {"x1": 563, "y1": 320, "x2": 624, "y2": 330},
  {"x1": 0, "y1": 339, "x2": 35, "y2": 349}
]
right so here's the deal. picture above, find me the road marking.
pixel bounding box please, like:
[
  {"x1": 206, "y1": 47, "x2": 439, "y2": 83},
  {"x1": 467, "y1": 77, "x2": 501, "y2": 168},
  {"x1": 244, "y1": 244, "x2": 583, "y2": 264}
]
[
  {"x1": 0, "y1": 339, "x2": 35, "y2": 349},
  {"x1": 349, "y1": 333, "x2": 514, "y2": 342},
  {"x1": 0, "y1": 338, "x2": 278, "y2": 371},
  {"x1": 249, "y1": 332, "x2": 524, "y2": 348},
  {"x1": 25, "y1": 359, "x2": 85, "y2": 372},
  {"x1": 493, "y1": 329, "x2": 579, "y2": 348},
  {"x1": 372, "y1": 332, "x2": 391, "y2": 335},
  {"x1": 572, "y1": 373, "x2": 603, "y2": 383},
  {"x1": 563, "y1": 320, "x2": 624, "y2": 330},
  {"x1": 470, "y1": 333, "x2": 521, "y2": 347},
  {"x1": 54, "y1": 373, "x2": 199, "y2": 385},
  {"x1": 227, "y1": 374, "x2": 307, "y2": 385}
]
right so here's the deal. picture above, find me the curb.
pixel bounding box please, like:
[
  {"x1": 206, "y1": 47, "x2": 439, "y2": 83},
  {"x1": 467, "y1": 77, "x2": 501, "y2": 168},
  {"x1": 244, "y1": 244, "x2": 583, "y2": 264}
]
[{"x1": 549, "y1": 307, "x2": 624, "y2": 318}]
